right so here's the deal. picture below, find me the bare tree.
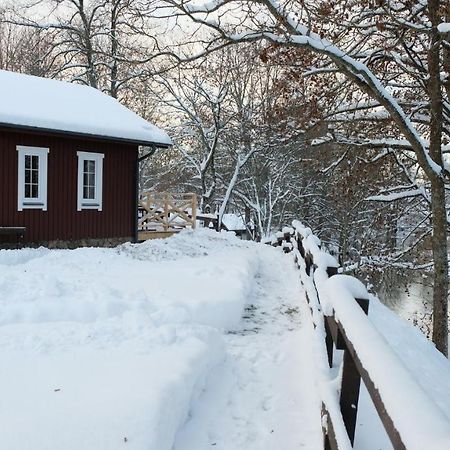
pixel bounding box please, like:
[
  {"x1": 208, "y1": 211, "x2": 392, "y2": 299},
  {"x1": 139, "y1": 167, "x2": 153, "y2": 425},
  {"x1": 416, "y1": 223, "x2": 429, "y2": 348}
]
[
  {"x1": 0, "y1": 14, "x2": 55, "y2": 75},
  {"x1": 150, "y1": 61, "x2": 229, "y2": 209},
  {"x1": 160, "y1": 0, "x2": 450, "y2": 355},
  {"x1": 2, "y1": 0, "x2": 172, "y2": 98}
]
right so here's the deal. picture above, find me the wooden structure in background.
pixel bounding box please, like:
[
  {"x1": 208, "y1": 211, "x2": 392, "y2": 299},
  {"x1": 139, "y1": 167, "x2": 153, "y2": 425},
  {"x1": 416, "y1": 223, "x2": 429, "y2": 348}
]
[{"x1": 138, "y1": 192, "x2": 197, "y2": 240}]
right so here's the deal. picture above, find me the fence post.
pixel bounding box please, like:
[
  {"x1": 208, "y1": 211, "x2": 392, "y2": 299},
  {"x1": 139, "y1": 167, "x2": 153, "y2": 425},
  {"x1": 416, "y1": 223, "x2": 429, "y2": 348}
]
[
  {"x1": 326, "y1": 266, "x2": 338, "y2": 277},
  {"x1": 305, "y1": 253, "x2": 313, "y2": 275},
  {"x1": 191, "y1": 194, "x2": 197, "y2": 229},
  {"x1": 324, "y1": 265, "x2": 339, "y2": 367},
  {"x1": 339, "y1": 297, "x2": 369, "y2": 445},
  {"x1": 163, "y1": 193, "x2": 169, "y2": 232},
  {"x1": 324, "y1": 319, "x2": 334, "y2": 368},
  {"x1": 322, "y1": 404, "x2": 333, "y2": 450},
  {"x1": 296, "y1": 233, "x2": 305, "y2": 258}
]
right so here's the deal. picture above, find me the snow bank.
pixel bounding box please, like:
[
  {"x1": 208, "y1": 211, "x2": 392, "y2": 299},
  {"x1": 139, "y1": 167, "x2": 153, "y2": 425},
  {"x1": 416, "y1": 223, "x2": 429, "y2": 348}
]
[
  {"x1": 117, "y1": 228, "x2": 251, "y2": 262},
  {"x1": 0, "y1": 231, "x2": 256, "y2": 330},
  {"x1": 0, "y1": 246, "x2": 51, "y2": 265},
  {"x1": 0, "y1": 229, "x2": 259, "y2": 450},
  {"x1": 1, "y1": 333, "x2": 223, "y2": 450},
  {"x1": 0, "y1": 69, "x2": 171, "y2": 146}
]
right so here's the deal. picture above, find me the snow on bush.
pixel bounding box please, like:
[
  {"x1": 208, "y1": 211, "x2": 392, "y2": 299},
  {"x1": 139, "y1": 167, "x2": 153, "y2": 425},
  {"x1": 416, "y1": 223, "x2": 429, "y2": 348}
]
[{"x1": 0, "y1": 229, "x2": 259, "y2": 450}]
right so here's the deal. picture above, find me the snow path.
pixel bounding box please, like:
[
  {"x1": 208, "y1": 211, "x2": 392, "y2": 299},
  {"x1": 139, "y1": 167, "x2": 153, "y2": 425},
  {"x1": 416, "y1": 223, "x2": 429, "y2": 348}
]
[{"x1": 174, "y1": 247, "x2": 323, "y2": 450}]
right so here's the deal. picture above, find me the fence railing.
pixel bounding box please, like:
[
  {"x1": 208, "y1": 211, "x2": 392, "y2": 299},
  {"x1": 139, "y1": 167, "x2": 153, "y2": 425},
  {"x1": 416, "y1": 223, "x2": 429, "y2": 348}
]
[
  {"x1": 269, "y1": 221, "x2": 450, "y2": 450},
  {"x1": 138, "y1": 192, "x2": 197, "y2": 233}
]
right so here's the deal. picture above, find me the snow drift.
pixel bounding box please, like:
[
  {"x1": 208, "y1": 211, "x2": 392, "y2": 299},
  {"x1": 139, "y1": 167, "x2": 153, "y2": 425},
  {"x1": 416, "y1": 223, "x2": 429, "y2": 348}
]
[{"x1": 0, "y1": 230, "x2": 257, "y2": 450}]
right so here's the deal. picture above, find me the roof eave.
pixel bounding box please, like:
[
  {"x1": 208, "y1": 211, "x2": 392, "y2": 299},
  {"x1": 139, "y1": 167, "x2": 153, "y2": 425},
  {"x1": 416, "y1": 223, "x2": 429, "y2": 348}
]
[{"x1": 0, "y1": 122, "x2": 172, "y2": 149}]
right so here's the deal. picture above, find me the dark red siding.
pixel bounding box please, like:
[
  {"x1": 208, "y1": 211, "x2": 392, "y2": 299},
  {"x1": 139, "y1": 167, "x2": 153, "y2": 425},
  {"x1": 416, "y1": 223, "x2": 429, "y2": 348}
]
[{"x1": 0, "y1": 128, "x2": 138, "y2": 244}]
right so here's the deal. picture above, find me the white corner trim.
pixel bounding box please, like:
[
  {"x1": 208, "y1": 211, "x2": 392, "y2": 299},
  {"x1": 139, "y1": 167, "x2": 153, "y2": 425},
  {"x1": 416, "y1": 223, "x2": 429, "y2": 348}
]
[
  {"x1": 77, "y1": 151, "x2": 105, "y2": 212},
  {"x1": 17, "y1": 146, "x2": 49, "y2": 212}
]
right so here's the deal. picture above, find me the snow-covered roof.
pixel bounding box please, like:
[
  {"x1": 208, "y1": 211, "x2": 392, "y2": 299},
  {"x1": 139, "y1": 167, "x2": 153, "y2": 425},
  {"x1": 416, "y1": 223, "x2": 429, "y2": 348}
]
[
  {"x1": 222, "y1": 214, "x2": 247, "y2": 231},
  {"x1": 0, "y1": 70, "x2": 171, "y2": 146}
]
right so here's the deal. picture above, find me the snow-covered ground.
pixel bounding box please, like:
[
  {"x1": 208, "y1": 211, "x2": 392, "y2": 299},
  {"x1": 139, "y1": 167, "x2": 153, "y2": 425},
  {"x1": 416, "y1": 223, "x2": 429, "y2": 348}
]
[
  {"x1": 0, "y1": 229, "x2": 322, "y2": 450},
  {"x1": 3, "y1": 229, "x2": 450, "y2": 450},
  {"x1": 173, "y1": 237, "x2": 322, "y2": 449}
]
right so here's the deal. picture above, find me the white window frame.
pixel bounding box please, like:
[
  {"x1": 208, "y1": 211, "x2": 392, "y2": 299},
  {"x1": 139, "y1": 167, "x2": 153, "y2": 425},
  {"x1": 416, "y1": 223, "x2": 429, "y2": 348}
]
[
  {"x1": 77, "y1": 151, "x2": 104, "y2": 211},
  {"x1": 17, "y1": 146, "x2": 49, "y2": 211}
]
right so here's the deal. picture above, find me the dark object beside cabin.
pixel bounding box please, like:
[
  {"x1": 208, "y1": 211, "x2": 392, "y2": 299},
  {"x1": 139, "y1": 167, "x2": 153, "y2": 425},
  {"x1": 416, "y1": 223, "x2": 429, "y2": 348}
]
[{"x1": 0, "y1": 226, "x2": 26, "y2": 247}]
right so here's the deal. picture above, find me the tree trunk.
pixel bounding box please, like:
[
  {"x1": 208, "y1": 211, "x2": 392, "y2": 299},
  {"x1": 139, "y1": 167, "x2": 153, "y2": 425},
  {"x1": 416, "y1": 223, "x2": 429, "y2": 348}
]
[
  {"x1": 78, "y1": 2, "x2": 98, "y2": 89},
  {"x1": 430, "y1": 179, "x2": 449, "y2": 355},
  {"x1": 110, "y1": 1, "x2": 119, "y2": 98},
  {"x1": 428, "y1": 0, "x2": 448, "y2": 356}
]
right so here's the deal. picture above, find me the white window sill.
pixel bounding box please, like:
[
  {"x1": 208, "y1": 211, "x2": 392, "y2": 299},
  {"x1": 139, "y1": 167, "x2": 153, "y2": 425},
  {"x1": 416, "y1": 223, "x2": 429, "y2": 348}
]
[
  {"x1": 20, "y1": 202, "x2": 47, "y2": 211},
  {"x1": 79, "y1": 203, "x2": 102, "y2": 211}
]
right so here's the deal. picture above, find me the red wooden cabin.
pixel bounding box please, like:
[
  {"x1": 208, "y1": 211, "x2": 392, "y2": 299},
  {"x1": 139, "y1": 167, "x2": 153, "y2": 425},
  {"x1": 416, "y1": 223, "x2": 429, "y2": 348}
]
[{"x1": 0, "y1": 70, "x2": 171, "y2": 248}]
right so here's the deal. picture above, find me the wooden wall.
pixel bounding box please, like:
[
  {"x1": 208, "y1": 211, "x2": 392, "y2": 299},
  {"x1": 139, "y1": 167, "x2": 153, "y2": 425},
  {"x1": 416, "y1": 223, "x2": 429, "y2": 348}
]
[{"x1": 0, "y1": 127, "x2": 138, "y2": 244}]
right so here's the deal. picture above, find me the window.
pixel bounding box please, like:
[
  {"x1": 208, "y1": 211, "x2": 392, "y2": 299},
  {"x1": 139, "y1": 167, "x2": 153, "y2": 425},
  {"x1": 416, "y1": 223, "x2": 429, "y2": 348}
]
[
  {"x1": 77, "y1": 151, "x2": 104, "y2": 211},
  {"x1": 17, "y1": 146, "x2": 49, "y2": 211}
]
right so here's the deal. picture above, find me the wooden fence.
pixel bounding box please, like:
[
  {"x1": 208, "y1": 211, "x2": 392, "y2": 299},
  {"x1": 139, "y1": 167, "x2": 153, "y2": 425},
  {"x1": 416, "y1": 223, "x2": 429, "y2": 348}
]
[
  {"x1": 270, "y1": 223, "x2": 450, "y2": 450},
  {"x1": 138, "y1": 192, "x2": 197, "y2": 239}
]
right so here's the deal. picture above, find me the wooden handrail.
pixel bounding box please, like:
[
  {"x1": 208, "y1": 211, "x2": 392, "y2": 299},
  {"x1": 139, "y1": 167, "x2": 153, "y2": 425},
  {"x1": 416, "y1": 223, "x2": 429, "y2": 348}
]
[{"x1": 269, "y1": 222, "x2": 450, "y2": 450}]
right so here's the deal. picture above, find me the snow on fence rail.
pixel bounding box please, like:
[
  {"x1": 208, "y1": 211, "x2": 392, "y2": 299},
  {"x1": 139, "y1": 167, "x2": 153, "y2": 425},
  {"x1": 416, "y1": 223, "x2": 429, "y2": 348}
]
[{"x1": 269, "y1": 222, "x2": 450, "y2": 450}]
